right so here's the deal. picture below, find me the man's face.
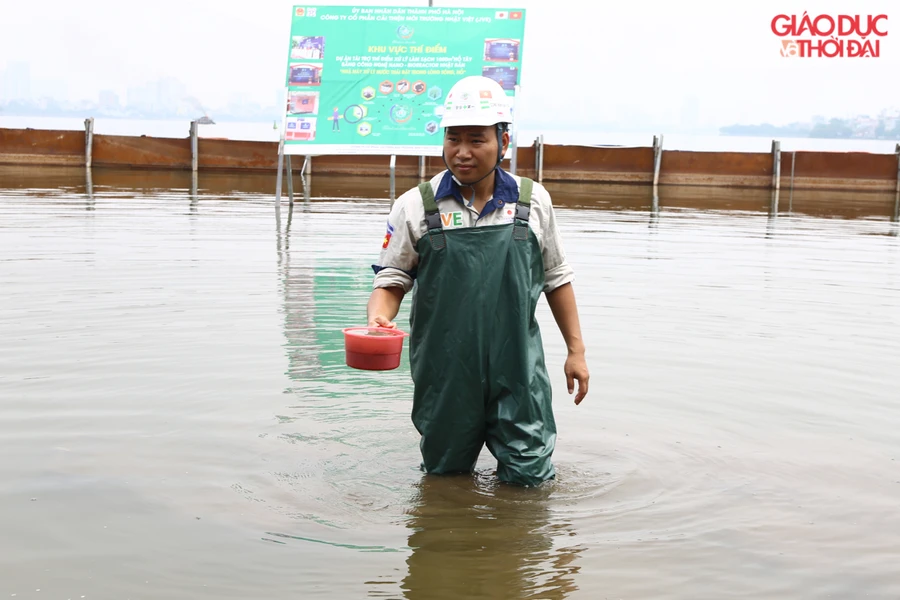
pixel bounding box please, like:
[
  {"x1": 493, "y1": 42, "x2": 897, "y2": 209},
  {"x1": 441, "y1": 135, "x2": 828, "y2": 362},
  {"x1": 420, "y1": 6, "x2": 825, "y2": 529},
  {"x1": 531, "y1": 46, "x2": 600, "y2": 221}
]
[{"x1": 443, "y1": 125, "x2": 509, "y2": 185}]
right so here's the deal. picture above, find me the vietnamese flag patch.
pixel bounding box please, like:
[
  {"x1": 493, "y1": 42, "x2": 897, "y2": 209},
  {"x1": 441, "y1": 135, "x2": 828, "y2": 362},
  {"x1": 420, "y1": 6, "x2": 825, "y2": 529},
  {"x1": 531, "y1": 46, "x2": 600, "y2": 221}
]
[{"x1": 382, "y1": 221, "x2": 395, "y2": 249}]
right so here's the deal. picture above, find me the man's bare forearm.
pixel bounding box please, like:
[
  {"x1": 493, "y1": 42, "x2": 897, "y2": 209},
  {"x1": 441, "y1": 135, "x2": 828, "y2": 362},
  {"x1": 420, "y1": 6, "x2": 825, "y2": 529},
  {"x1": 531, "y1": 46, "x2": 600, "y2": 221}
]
[
  {"x1": 546, "y1": 283, "x2": 585, "y2": 354},
  {"x1": 367, "y1": 286, "x2": 405, "y2": 326}
]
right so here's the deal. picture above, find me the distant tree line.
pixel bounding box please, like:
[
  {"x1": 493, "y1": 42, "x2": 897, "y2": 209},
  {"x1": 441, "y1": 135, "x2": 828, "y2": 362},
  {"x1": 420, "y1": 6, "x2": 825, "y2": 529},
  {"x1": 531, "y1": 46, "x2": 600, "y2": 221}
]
[
  {"x1": 721, "y1": 117, "x2": 900, "y2": 140},
  {"x1": 0, "y1": 98, "x2": 281, "y2": 122}
]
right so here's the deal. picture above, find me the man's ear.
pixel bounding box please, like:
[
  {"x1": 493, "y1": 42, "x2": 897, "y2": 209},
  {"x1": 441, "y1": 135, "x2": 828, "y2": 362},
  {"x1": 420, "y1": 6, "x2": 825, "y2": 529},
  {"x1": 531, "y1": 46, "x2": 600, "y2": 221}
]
[{"x1": 501, "y1": 130, "x2": 510, "y2": 154}]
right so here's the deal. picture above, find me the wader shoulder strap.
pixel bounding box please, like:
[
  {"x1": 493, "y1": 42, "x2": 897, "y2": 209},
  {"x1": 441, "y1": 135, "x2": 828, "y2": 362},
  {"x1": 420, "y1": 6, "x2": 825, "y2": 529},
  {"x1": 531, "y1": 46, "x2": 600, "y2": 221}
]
[
  {"x1": 418, "y1": 182, "x2": 446, "y2": 250},
  {"x1": 514, "y1": 177, "x2": 534, "y2": 241}
]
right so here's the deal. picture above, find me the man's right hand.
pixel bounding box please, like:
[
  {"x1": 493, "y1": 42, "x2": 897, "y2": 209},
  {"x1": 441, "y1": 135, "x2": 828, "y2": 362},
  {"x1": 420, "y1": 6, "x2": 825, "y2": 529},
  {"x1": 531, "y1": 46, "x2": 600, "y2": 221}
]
[{"x1": 368, "y1": 315, "x2": 397, "y2": 329}]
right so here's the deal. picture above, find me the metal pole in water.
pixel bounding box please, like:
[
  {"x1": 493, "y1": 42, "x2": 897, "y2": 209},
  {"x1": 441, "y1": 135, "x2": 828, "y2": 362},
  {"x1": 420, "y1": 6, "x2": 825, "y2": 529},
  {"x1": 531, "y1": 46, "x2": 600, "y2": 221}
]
[
  {"x1": 537, "y1": 134, "x2": 544, "y2": 184},
  {"x1": 275, "y1": 137, "x2": 285, "y2": 210},
  {"x1": 389, "y1": 154, "x2": 397, "y2": 203},
  {"x1": 790, "y1": 151, "x2": 796, "y2": 212},
  {"x1": 85, "y1": 165, "x2": 94, "y2": 210},
  {"x1": 190, "y1": 120, "x2": 199, "y2": 173},
  {"x1": 894, "y1": 144, "x2": 900, "y2": 224},
  {"x1": 190, "y1": 170, "x2": 198, "y2": 214},
  {"x1": 894, "y1": 192, "x2": 900, "y2": 225},
  {"x1": 769, "y1": 142, "x2": 780, "y2": 217},
  {"x1": 652, "y1": 134, "x2": 664, "y2": 188},
  {"x1": 300, "y1": 155, "x2": 311, "y2": 206},
  {"x1": 84, "y1": 117, "x2": 94, "y2": 169},
  {"x1": 303, "y1": 170, "x2": 311, "y2": 205},
  {"x1": 895, "y1": 143, "x2": 900, "y2": 197},
  {"x1": 772, "y1": 140, "x2": 781, "y2": 191},
  {"x1": 285, "y1": 155, "x2": 294, "y2": 205}
]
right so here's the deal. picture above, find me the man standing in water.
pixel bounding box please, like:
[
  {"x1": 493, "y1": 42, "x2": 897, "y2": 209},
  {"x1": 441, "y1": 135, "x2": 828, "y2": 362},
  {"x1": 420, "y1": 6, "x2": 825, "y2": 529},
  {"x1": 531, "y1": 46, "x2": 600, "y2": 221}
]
[{"x1": 367, "y1": 75, "x2": 589, "y2": 487}]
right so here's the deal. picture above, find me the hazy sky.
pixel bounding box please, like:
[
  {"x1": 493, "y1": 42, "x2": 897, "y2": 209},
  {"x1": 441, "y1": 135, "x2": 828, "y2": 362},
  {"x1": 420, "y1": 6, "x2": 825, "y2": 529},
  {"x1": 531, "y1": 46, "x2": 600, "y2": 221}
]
[{"x1": 1, "y1": 0, "x2": 897, "y2": 130}]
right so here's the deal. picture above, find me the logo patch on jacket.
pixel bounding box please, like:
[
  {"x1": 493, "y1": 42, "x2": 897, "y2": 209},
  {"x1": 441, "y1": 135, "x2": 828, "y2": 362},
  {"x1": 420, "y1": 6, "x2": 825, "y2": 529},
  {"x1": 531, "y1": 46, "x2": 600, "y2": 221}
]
[
  {"x1": 382, "y1": 221, "x2": 394, "y2": 248},
  {"x1": 440, "y1": 211, "x2": 464, "y2": 229}
]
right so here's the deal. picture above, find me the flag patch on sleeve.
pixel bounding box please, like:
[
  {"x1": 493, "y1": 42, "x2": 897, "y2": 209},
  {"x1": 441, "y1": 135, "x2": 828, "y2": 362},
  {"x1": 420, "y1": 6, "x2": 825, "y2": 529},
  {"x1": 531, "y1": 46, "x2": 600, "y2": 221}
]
[{"x1": 382, "y1": 221, "x2": 395, "y2": 249}]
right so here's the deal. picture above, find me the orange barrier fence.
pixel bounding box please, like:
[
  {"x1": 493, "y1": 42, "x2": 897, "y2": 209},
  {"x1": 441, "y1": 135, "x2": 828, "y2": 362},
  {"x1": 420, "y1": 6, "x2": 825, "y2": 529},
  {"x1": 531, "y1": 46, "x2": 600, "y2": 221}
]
[{"x1": 2, "y1": 127, "x2": 899, "y2": 192}]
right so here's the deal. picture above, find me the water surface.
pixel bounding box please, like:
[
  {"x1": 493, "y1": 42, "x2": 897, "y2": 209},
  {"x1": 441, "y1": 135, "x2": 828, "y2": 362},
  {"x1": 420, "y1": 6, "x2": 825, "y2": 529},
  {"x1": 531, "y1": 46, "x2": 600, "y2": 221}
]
[{"x1": 1, "y1": 167, "x2": 899, "y2": 599}]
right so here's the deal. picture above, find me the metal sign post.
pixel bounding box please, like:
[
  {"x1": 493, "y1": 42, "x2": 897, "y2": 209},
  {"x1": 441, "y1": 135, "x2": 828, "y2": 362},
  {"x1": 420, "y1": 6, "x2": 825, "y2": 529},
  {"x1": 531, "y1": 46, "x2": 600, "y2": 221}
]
[{"x1": 275, "y1": 136, "x2": 285, "y2": 211}]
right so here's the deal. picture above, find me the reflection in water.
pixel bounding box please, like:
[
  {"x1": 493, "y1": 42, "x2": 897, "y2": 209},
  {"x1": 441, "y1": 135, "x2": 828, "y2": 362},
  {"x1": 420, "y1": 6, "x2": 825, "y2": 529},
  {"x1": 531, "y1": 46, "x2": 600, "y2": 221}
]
[
  {"x1": 400, "y1": 476, "x2": 583, "y2": 600},
  {"x1": 276, "y1": 195, "x2": 410, "y2": 391},
  {"x1": 766, "y1": 188, "x2": 780, "y2": 239},
  {"x1": 277, "y1": 203, "x2": 324, "y2": 380},
  {"x1": 650, "y1": 192, "x2": 659, "y2": 229}
]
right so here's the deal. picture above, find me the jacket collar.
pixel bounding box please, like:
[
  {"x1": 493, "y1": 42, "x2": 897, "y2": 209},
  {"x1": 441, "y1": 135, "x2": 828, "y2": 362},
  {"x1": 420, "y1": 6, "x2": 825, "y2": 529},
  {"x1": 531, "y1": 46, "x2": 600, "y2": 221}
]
[{"x1": 433, "y1": 168, "x2": 519, "y2": 219}]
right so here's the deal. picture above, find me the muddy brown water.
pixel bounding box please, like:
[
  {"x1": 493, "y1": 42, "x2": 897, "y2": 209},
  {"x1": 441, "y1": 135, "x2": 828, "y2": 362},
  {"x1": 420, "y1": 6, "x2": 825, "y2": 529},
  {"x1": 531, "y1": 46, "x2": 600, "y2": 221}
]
[{"x1": 1, "y1": 167, "x2": 899, "y2": 599}]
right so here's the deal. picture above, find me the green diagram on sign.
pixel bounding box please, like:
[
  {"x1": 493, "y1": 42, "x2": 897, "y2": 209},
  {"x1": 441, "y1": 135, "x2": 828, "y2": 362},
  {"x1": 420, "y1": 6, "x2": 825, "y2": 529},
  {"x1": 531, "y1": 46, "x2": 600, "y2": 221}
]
[{"x1": 282, "y1": 5, "x2": 526, "y2": 156}]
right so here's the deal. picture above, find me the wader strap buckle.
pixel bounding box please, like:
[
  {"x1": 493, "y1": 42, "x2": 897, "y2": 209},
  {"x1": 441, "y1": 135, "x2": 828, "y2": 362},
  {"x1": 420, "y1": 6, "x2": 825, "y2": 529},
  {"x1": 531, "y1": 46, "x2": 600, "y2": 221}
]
[
  {"x1": 513, "y1": 177, "x2": 534, "y2": 241},
  {"x1": 418, "y1": 182, "x2": 446, "y2": 250}
]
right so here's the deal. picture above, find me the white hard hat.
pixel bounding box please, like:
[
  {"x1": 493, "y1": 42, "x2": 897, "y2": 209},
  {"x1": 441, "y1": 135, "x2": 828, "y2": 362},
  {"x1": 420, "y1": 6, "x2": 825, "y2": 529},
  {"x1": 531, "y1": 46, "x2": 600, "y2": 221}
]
[{"x1": 439, "y1": 76, "x2": 513, "y2": 128}]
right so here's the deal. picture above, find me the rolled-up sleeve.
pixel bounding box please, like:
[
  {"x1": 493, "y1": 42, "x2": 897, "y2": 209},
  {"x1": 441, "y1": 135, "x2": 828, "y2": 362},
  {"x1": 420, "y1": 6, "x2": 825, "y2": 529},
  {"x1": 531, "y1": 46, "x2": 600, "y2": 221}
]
[
  {"x1": 372, "y1": 192, "x2": 420, "y2": 293},
  {"x1": 534, "y1": 184, "x2": 575, "y2": 293}
]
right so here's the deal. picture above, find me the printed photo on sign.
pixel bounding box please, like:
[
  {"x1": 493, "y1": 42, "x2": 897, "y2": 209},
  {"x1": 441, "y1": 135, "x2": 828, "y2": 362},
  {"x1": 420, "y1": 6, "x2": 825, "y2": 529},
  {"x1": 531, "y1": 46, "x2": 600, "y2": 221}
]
[
  {"x1": 289, "y1": 63, "x2": 323, "y2": 87},
  {"x1": 287, "y1": 91, "x2": 319, "y2": 115},
  {"x1": 482, "y1": 66, "x2": 519, "y2": 90},
  {"x1": 291, "y1": 36, "x2": 325, "y2": 60},
  {"x1": 484, "y1": 38, "x2": 520, "y2": 62},
  {"x1": 285, "y1": 117, "x2": 317, "y2": 141}
]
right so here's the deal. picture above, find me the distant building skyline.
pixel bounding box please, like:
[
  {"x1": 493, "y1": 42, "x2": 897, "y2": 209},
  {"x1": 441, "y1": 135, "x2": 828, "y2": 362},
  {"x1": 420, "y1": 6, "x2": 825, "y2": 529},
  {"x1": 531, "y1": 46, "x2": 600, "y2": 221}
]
[
  {"x1": 2, "y1": 59, "x2": 899, "y2": 139},
  {"x1": 0, "y1": 62, "x2": 284, "y2": 122}
]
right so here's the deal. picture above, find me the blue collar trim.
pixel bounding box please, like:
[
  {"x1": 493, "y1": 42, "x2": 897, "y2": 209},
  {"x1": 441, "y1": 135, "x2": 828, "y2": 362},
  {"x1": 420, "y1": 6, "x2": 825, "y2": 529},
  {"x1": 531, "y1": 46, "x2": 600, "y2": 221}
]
[{"x1": 433, "y1": 168, "x2": 520, "y2": 219}]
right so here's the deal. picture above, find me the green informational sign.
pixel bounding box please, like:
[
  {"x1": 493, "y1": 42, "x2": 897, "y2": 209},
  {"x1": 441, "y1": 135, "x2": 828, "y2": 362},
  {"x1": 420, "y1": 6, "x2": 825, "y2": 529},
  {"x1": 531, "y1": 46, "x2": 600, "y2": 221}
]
[{"x1": 283, "y1": 5, "x2": 526, "y2": 156}]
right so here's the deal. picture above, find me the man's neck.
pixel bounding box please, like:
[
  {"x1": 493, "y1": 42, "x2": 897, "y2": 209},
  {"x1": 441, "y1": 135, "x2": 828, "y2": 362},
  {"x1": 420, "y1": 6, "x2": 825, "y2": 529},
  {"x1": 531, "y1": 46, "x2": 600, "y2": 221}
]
[{"x1": 459, "y1": 171, "x2": 496, "y2": 208}]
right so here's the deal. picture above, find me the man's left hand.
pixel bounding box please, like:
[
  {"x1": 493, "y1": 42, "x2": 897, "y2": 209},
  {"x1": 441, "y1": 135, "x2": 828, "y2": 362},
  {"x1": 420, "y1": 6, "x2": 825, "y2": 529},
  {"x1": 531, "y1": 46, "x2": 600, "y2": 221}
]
[{"x1": 564, "y1": 352, "x2": 589, "y2": 405}]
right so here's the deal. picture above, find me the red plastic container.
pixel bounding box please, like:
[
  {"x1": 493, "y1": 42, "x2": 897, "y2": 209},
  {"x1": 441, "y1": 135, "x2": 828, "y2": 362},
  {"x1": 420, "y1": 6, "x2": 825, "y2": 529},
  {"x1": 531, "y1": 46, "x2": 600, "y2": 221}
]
[{"x1": 342, "y1": 327, "x2": 410, "y2": 370}]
